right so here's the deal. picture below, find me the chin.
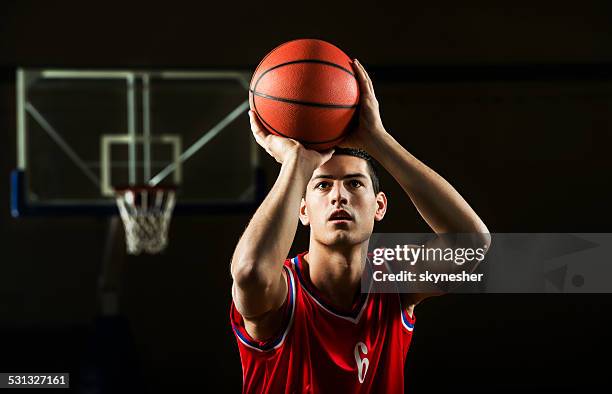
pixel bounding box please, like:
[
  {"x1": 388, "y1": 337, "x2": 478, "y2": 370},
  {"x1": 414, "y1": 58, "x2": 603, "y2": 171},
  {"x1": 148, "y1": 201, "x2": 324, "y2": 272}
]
[
  {"x1": 325, "y1": 231, "x2": 362, "y2": 247},
  {"x1": 313, "y1": 225, "x2": 369, "y2": 247}
]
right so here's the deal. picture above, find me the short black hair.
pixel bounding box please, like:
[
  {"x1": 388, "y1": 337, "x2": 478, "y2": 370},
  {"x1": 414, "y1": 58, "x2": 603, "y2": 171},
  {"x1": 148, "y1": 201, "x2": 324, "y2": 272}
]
[{"x1": 331, "y1": 147, "x2": 381, "y2": 194}]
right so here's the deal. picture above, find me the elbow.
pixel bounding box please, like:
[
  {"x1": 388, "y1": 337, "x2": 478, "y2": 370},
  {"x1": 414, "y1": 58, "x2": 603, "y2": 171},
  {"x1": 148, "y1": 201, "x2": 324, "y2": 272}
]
[
  {"x1": 230, "y1": 259, "x2": 253, "y2": 286},
  {"x1": 231, "y1": 260, "x2": 272, "y2": 290},
  {"x1": 459, "y1": 220, "x2": 491, "y2": 251},
  {"x1": 473, "y1": 221, "x2": 491, "y2": 251},
  {"x1": 481, "y1": 231, "x2": 492, "y2": 251},
  {"x1": 230, "y1": 251, "x2": 252, "y2": 284}
]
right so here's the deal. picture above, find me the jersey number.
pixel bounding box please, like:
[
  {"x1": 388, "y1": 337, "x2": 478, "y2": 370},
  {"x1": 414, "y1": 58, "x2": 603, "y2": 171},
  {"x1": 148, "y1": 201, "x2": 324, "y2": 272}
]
[{"x1": 354, "y1": 341, "x2": 369, "y2": 384}]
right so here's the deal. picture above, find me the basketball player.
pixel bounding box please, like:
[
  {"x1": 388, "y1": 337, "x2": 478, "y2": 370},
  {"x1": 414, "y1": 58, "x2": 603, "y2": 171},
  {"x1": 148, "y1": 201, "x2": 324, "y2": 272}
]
[{"x1": 230, "y1": 59, "x2": 490, "y2": 393}]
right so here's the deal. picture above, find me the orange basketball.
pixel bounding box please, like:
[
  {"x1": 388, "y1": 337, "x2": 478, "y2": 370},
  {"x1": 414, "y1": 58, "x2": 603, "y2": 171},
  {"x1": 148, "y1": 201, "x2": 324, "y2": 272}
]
[{"x1": 249, "y1": 39, "x2": 360, "y2": 151}]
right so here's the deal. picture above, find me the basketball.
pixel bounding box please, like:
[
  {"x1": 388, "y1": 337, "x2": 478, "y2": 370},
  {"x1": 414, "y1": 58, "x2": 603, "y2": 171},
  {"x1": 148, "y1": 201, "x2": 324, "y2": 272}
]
[{"x1": 249, "y1": 39, "x2": 360, "y2": 151}]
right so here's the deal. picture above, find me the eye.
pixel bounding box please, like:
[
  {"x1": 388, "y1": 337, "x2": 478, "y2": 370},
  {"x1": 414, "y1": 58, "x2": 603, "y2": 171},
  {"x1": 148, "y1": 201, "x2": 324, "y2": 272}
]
[
  {"x1": 349, "y1": 179, "x2": 363, "y2": 188},
  {"x1": 315, "y1": 181, "x2": 330, "y2": 190}
]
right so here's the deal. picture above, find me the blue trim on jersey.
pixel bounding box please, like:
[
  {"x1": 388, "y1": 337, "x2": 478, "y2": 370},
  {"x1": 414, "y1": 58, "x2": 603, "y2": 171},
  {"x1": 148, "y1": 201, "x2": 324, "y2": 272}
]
[
  {"x1": 232, "y1": 265, "x2": 294, "y2": 351},
  {"x1": 401, "y1": 308, "x2": 415, "y2": 331}
]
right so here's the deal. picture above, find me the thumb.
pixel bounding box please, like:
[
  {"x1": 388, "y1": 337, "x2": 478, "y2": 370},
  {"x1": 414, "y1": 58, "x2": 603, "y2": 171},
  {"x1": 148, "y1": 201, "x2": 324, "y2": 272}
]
[{"x1": 321, "y1": 148, "x2": 335, "y2": 162}]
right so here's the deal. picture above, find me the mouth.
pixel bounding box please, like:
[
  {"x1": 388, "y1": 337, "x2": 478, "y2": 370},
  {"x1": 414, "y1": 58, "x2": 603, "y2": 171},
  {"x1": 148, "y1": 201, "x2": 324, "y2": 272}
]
[{"x1": 328, "y1": 210, "x2": 353, "y2": 222}]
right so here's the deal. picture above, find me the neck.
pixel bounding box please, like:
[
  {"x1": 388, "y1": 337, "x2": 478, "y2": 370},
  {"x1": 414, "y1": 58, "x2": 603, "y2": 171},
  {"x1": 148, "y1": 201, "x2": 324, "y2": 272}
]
[{"x1": 303, "y1": 240, "x2": 369, "y2": 312}]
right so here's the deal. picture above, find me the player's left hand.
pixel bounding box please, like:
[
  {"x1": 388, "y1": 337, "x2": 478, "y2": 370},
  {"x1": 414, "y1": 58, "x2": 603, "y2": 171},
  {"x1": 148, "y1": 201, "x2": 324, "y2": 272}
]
[{"x1": 337, "y1": 59, "x2": 387, "y2": 151}]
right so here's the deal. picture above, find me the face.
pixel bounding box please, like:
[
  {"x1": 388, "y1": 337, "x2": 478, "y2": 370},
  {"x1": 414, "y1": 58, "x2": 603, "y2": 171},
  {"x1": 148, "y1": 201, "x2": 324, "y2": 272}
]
[{"x1": 299, "y1": 155, "x2": 387, "y2": 247}]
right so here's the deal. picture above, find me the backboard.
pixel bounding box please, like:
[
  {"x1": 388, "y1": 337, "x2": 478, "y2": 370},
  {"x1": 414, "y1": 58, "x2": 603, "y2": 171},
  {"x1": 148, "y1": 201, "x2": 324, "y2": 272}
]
[{"x1": 11, "y1": 68, "x2": 265, "y2": 216}]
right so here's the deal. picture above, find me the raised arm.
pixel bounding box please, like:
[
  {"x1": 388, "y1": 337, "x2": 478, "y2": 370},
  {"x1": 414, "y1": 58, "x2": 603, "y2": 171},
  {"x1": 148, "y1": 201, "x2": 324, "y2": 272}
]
[
  {"x1": 343, "y1": 59, "x2": 489, "y2": 236},
  {"x1": 230, "y1": 110, "x2": 334, "y2": 340},
  {"x1": 340, "y1": 59, "x2": 491, "y2": 308}
]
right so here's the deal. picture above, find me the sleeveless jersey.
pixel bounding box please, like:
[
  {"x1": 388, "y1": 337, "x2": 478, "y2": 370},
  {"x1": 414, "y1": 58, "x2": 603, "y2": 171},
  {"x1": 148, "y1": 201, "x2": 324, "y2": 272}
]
[{"x1": 230, "y1": 251, "x2": 416, "y2": 393}]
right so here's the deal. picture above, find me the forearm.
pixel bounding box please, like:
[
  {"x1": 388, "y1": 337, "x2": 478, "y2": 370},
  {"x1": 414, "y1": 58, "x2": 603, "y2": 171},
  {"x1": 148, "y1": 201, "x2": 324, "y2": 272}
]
[
  {"x1": 368, "y1": 130, "x2": 488, "y2": 234},
  {"x1": 231, "y1": 150, "x2": 313, "y2": 286}
]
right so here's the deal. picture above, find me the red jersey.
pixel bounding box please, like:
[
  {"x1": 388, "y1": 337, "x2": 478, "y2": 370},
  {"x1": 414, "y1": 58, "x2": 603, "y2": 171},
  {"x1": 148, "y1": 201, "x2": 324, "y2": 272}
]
[{"x1": 230, "y1": 251, "x2": 416, "y2": 393}]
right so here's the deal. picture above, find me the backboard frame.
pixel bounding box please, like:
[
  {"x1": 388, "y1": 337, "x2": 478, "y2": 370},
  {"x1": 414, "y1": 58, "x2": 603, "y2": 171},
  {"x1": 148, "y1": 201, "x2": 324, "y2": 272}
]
[{"x1": 11, "y1": 68, "x2": 266, "y2": 217}]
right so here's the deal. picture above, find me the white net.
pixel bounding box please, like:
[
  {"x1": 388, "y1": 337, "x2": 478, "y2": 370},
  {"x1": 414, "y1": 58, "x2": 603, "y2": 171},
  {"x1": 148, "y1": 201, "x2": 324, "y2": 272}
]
[{"x1": 115, "y1": 187, "x2": 176, "y2": 255}]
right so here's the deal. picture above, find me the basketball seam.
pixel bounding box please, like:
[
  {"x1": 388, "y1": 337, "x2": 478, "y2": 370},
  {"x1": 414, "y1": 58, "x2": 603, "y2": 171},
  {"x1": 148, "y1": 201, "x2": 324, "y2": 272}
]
[
  {"x1": 249, "y1": 39, "x2": 351, "y2": 82},
  {"x1": 249, "y1": 89, "x2": 358, "y2": 109},
  {"x1": 252, "y1": 108, "x2": 351, "y2": 145},
  {"x1": 254, "y1": 59, "x2": 355, "y2": 83},
  {"x1": 250, "y1": 40, "x2": 301, "y2": 86},
  {"x1": 251, "y1": 60, "x2": 356, "y2": 100}
]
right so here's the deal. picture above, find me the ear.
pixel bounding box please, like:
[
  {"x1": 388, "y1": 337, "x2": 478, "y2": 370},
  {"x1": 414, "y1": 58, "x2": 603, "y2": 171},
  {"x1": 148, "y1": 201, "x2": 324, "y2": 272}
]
[
  {"x1": 374, "y1": 191, "x2": 387, "y2": 222},
  {"x1": 299, "y1": 197, "x2": 310, "y2": 226}
]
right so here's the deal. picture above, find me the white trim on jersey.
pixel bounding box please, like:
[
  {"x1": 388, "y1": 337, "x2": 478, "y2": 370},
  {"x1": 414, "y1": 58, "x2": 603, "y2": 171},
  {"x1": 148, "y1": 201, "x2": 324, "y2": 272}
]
[
  {"x1": 400, "y1": 302, "x2": 415, "y2": 332},
  {"x1": 235, "y1": 265, "x2": 297, "y2": 352}
]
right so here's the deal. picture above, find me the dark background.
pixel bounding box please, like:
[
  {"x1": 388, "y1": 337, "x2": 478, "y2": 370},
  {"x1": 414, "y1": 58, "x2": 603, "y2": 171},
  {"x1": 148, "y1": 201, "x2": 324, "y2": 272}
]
[{"x1": 1, "y1": 1, "x2": 612, "y2": 393}]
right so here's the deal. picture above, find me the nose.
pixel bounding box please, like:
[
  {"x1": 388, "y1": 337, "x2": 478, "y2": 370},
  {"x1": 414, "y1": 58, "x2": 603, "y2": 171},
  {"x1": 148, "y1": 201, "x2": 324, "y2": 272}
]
[{"x1": 330, "y1": 181, "x2": 348, "y2": 207}]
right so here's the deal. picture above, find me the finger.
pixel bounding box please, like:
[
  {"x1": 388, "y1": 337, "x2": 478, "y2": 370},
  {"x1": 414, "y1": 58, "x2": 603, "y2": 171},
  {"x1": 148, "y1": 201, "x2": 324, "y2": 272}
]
[
  {"x1": 354, "y1": 59, "x2": 375, "y2": 96},
  {"x1": 321, "y1": 148, "x2": 335, "y2": 163},
  {"x1": 248, "y1": 110, "x2": 270, "y2": 134},
  {"x1": 355, "y1": 59, "x2": 374, "y2": 93},
  {"x1": 249, "y1": 111, "x2": 270, "y2": 139},
  {"x1": 248, "y1": 111, "x2": 269, "y2": 147},
  {"x1": 249, "y1": 120, "x2": 264, "y2": 144},
  {"x1": 351, "y1": 59, "x2": 371, "y2": 98},
  {"x1": 251, "y1": 128, "x2": 265, "y2": 146}
]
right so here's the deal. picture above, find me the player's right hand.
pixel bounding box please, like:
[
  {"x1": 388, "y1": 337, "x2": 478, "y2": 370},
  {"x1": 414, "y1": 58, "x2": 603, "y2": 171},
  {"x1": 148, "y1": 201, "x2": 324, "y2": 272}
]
[{"x1": 248, "y1": 110, "x2": 334, "y2": 171}]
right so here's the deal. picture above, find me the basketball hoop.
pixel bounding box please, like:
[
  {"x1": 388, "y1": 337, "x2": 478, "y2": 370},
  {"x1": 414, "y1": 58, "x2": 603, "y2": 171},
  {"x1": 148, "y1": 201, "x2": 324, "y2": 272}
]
[{"x1": 115, "y1": 186, "x2": 176, "y2": 255}]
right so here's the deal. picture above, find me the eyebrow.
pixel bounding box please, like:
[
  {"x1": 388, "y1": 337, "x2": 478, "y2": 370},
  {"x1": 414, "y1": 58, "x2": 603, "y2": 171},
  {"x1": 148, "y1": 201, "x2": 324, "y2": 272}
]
[{"x1": 311, "y1": 173, "x2": 368, "y2": 181}]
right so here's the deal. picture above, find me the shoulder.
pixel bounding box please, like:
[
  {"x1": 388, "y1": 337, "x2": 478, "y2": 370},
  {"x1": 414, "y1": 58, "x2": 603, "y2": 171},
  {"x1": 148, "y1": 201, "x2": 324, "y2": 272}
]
[
  {"x1": 400, "y1": 292, "x2": 444, "y2": 310},
  {"x1": 229, "y1": 257, "x2": 300, "y2": 353},
  {"x1": 382, "y1": 292, "x2": 415, "y2": 333}
]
